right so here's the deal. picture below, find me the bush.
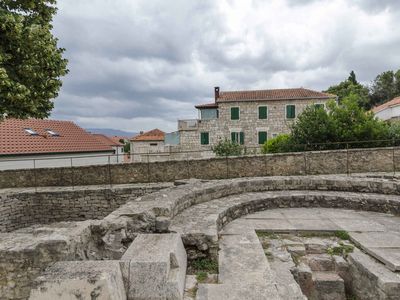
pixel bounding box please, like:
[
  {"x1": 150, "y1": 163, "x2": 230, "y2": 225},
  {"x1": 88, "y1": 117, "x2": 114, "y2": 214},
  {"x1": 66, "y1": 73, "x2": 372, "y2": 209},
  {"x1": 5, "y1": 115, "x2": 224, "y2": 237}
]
[
  {"x1": 212, "y1": 139, "x2": 243, "y2": 156},
  {"x1": 262, "y1": 134, "x2": 296, "y2": 153}
]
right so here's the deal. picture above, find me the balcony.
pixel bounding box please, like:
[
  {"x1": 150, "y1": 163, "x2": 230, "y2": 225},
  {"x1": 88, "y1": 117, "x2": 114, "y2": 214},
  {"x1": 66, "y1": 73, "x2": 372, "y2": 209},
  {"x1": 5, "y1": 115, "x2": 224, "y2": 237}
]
[{"x1": 178, "y1": 119, "x2": 199, "y2": 131}]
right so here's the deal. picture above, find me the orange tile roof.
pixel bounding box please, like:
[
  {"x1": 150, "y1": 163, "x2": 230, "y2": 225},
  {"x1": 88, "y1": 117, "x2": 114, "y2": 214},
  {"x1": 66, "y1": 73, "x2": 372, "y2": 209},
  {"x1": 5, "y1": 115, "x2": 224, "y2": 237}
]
[
  {"x1": 0, "y1": 118, "x2": 114, "y2": 156},
  {"x1": 372, "y1": 96, "x2": 400, "y2": 113},
  {"x1": 216, "y1": 88, "x2": 335, "y2": 102},
  {"x1": 93, "y1": 134, "x2": 123, "y2": 146},
  {"x1": 110, "y1": 136, "x2": 128, "y2": 145},
  {"x1": 131, "y1": 129, "x2": 165, "y2": 141}
]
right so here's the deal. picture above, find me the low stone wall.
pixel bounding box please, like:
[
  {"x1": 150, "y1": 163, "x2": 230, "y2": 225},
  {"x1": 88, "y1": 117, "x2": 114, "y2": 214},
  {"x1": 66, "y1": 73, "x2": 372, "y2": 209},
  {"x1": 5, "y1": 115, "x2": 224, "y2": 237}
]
[
  {"x1": 0, "y1": 183, "x2": 171, "y2": 232},
  {"x1": 2, "y1": 175, "x2": 400, "y2": 299},
  {"x1": 0, "y1": 146, "x2": 399, "y2": 189}
]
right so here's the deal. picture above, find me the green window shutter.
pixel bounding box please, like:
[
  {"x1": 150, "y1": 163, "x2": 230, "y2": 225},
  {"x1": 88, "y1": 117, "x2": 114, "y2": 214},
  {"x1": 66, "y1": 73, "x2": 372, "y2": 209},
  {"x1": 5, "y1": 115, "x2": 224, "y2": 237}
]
[
  {"x1": 258, "y1": 106, "x2": 267, "y2": 119},
  {"x1": 200, "y1": 132, "x2": 209, "y2": 145},
  {"x1": 286, "y1": 105, "x2": 295, "y2": 119},
  {"x1": 231, "y1": 132, "x2": 236, "y2": 143},
  {"x1": 231, "y1": 107, "x2": 239, "y2": 120},
  {"x1": 258, "y1": 131, "x2": 267, "y2": 144},
  {"x1": 239, "y1": 132, "x2": 244, "y2": 145}
]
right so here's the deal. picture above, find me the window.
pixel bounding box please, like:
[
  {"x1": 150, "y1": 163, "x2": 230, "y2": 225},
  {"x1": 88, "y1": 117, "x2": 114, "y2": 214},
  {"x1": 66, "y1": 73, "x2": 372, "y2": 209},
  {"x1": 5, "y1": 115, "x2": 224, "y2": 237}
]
[
  {"x1": 258, "y1": 106, "x2": 268, "y2": 119},
  {"x1": 24, "y1": 128, "x2": 38, "y2": 135},
  {"x1": 314, "y1": 103, "x2": 324, "y2": 110},
  {"x1": 200, "y1": 132, "x2": 209, "y2": 145},
  {"x1": 150, "y1": 143, "x2": 158, "y2": 146},
  {"x1": 231, "y1": 107, "x2": 240, "y2": 120},
  {"x1": 272, "y1": 133, "x2": 278, "y2": 138},
  {"x1": 231, "y1": 132, "x2": 244, "y2": 145},
  {"x1": 258, "y1": 131, "x2": 267, "y2": 144},
  {"x1": 286, "y1": 105, "x2": 296, "y2": 119}
]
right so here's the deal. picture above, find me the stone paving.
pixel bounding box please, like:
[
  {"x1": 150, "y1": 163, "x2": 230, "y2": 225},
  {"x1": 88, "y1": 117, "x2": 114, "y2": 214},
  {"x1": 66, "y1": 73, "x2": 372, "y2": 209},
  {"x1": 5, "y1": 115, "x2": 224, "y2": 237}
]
[
  {"x1": 197, "y1": 208, "x2": 400, "y2": 300},
  {"x1": 2, "y1": 175, "x2": 400, "y2": 299}
]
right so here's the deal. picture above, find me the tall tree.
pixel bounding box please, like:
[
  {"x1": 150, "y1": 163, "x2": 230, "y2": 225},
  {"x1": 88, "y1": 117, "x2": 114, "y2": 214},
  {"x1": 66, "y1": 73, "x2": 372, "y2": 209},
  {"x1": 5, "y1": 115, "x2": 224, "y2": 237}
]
[
  {"x1": 370, "y1": 70, "x2": 400, "y2": 107},
  {"x1": 324, "y1": 71, "x2": 370, "y2": 109},
  {"x1": 0, "y1": 0, "x2": 68, "y2": 119}
]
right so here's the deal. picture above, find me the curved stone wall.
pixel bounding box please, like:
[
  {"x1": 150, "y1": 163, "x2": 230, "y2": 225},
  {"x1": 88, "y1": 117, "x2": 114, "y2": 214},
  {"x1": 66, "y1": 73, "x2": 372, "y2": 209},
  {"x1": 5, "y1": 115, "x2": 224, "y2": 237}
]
[
  {"x1": 0, "y1": 183, "x2": 171, "y2": 232},
  {"x1": 1, "y1": 175, "x2": 400, "y2": 299}
]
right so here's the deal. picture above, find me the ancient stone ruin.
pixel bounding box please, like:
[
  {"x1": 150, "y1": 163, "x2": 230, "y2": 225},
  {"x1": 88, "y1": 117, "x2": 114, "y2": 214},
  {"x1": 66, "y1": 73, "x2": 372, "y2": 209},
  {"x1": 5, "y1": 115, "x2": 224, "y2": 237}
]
[{"x1": 1, "y1": 175, "x2": 400, "y2": 299}]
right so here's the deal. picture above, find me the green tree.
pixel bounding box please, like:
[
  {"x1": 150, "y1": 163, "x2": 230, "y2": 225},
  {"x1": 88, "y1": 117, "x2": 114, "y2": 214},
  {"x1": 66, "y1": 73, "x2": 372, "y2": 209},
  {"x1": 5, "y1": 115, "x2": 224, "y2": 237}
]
[
  {"x1": 290, "y1": 103, "x2": 337, "y2": 149},
  {"x1": 0, "y1": 0, "x2": 68, "y2": 119},
  {"x1": 325, "y1": 71, "x2": 370, "y2": 109},
  {"x1": 262, "y1": 134, "x2": 296, "y2": 153},
  {"x1": 370, "y1": 70, "x2": 400, "y2": 107},
  {"x1": 212, "y1": 139, "x2": 243, "y2": 157}
]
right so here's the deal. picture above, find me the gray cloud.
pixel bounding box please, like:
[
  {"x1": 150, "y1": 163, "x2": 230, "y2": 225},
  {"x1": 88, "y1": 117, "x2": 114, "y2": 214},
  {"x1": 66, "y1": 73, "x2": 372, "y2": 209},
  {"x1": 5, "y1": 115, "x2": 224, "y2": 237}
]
[{"x1": 51, "y1": 0, "x2": 400, "y2": 132}]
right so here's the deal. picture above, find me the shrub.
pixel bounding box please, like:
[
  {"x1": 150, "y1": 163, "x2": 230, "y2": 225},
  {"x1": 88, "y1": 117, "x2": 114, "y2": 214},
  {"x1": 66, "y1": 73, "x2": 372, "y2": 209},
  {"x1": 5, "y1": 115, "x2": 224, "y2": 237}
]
[
  {"x1": 262, "y1": 134, "x2": 296, "y2": 153},
  {"x1": 212, "y1": 139, "x2": 243, "y2": 156}
]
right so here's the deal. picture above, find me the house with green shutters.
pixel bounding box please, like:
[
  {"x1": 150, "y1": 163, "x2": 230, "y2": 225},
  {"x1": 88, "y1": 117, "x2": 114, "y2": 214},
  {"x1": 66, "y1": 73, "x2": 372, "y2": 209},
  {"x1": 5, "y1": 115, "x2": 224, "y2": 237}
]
[{"x1": 172, "y1": 87, "x2": 336, "y2": 154}]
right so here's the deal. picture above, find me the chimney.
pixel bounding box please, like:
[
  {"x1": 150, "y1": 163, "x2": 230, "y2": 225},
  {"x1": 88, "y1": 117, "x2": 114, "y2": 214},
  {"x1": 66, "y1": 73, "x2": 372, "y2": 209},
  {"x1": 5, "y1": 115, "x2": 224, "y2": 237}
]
[{"x1": 214, "y1": 86, "x2": 220, "y2": 102}]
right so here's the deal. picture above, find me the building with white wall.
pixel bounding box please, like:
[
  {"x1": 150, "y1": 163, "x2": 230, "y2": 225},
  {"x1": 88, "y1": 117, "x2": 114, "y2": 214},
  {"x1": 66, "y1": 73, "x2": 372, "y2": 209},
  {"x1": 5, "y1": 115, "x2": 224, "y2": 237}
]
[
  {"x1": 0, "y1": 119, "x2": 116, "y2": 170},
  {"x1": 130, "y1": 129, "x2": 166, "y2": 162},
  {"x1": 372, "y1": 96, "x2": 400, "y2": 122}
]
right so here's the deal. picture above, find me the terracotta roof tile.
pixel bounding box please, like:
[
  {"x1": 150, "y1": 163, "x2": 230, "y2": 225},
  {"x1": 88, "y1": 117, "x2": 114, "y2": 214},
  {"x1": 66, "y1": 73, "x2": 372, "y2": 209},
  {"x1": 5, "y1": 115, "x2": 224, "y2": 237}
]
[
  {"x1": 0, "y1": 118, "x2": 114, "y2": 156},
  {"x1": 110, "y1": 136, "x2": 128, "y2": 145},
  {"x1": 131, "y1": 129, "x2": 165, "y2": 141},
  {"x1": 216, "y1": 88, "x2": 335, "y2": 102},
  {"x1": 93, "y1": 134, "x2": 123, "y2": 146},
  {"x1": 372, "y1": 96, "x2": 400, "y2": 113}
]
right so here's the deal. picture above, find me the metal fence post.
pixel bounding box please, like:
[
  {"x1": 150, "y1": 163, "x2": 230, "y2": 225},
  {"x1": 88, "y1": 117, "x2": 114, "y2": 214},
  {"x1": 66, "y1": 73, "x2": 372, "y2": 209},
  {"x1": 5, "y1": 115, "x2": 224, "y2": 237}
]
[
  {"x1": 33, "y1": 159, "x2": 37, "y2": 193},
  {"x1": 70, "y1": 157, "x2": 74, "y2": 190},
  {"x1": 393, "y1": 139, "x2": 396, "y2": 176},
  {"x1": 108, "y1": 155, "x2": 112, "y2": 188},
  {"x1": 346, "y1": 143, "x2": 350, "y2": 176}
]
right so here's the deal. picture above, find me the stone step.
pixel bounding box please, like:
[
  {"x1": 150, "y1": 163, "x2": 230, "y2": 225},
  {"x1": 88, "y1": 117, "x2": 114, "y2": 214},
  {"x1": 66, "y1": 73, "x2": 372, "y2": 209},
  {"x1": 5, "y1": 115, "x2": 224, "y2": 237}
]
[
  {"x1": 197, "y1": 229, "x2": 281, "y2": 300},
  {"x1": 347, "y1": 249, "x2": 400, "y2": 300},
  {"x1": 29, "y1": 261, "x2": 126, "y2": 300},
  {"x1": 311, "y1": 271, "x2": 346, "y2": 300},
  {"x1": 120, "y1": 233, "x2": 187, "y2": 300},
  {"x1": 169, "y1": 190, "x2": 400, "y2": 263}
]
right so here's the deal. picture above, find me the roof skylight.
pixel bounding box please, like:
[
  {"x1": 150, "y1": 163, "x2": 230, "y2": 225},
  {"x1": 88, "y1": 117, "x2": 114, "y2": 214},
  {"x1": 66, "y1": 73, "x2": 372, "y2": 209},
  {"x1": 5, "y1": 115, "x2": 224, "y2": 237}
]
[
  {"x1": 46, "y1": 129, "x2": 60, "y2": 137},
  {"x1": 24, "y1": 128, "x2": 38, "y2": 136}
]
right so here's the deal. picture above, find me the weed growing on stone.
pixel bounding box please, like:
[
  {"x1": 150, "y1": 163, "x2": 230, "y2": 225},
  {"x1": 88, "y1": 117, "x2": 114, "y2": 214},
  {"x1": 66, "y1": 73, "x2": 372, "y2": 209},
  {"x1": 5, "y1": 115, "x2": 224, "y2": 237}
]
[
  {"x1": 327, "y1": 243, "x2": 354, "y2": 256},
  {"x1": 334, "y1": 230, "x2": 350, "y2": 240},
  {"x1": 196, "y1": 271, "x2": 208, "y2": 283},
  {"x1": 192, "y1": 258, "x2": 218, "y2": 273},
  {"x1": 256, "y1": 231, "x2": 279, "y2": 239}
]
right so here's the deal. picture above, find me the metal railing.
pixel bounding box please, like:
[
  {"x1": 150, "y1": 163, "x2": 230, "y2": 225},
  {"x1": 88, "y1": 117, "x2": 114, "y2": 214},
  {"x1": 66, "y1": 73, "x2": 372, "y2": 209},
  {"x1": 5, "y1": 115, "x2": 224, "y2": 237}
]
[{"x1": 1, "y1": 138, "x2": 400, "y2": 191}]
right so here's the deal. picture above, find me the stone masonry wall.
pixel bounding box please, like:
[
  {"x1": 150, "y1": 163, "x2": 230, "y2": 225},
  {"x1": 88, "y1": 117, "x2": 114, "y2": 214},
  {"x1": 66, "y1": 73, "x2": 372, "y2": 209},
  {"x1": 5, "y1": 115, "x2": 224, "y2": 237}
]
[
  {"x1": 179, "y1": 98, "x2": 333, "y2": 150},
  {"x1": 0, "y1": 183, "x2": 171, "y2": 232},
  {"x1": 0, "y1": 146, "x2": 399, "y2": 189}
]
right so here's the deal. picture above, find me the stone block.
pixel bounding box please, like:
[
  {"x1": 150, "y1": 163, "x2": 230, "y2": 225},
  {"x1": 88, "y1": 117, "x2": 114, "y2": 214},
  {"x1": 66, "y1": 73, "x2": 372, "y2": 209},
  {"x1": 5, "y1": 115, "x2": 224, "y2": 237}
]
[
  {"x1": 120, "y1": 233, "x2": 187, "y2": 300},
  {"x1": 311, "y1": 271, "x2": 346, "y2": 300},
  {"x1": 29, "y1": 261, "x2": 126, "y2": 300},
  {"x1": 306, "y1": 254, "x2": 335, "y2": 272}
]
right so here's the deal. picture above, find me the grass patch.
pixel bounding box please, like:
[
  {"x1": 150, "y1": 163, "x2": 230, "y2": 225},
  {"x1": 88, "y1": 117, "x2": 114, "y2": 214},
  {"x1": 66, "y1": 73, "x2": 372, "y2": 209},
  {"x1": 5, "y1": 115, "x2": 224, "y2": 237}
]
[
  {"x1": 327, "y1": 243, "x2": 354, "y2": 256},
  {"x1": 196, "y1": 271, "x2": 208, "y2": 283},
  {"x1": 298, "y1": 231, "x2": 334, "y2": 238},
  {"x1": 192, "y1": 258, "x2": 218, "y2": 273},
  {"x1": 257, "y1": 231, "x2": 279, "y2": 239},
  {"x1": 334, "y1": 230, "x2": 350, "y2": 240}
]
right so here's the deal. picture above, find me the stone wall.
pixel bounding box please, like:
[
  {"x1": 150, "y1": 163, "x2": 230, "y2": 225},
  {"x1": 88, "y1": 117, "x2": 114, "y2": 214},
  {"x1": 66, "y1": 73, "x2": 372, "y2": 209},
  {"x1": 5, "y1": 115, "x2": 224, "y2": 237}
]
[
  {"x1": 0, "y1": 183, "x2": 171, "y2": 232},
  {"x1": 0, "y1": 146, "x2": 399, "y2": 189}
]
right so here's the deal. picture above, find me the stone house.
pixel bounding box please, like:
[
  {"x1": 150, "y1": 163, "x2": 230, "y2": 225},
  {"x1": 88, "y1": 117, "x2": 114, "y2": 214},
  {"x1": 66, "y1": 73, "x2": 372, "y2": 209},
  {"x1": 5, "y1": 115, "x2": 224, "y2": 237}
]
[
  {"x1": 130, "y1": 129, "x2": 166, "y2": 162},
  {"x1": 176, "y1": 87, "x2": 336, "y2": 154},
  {"x1": 92, "y1": 134, "x2": 125, "y2": 163}
]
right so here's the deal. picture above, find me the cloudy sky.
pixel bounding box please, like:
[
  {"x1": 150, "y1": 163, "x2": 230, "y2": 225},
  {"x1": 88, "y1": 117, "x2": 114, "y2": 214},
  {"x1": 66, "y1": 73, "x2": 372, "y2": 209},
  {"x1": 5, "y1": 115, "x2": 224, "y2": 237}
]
[{"x1": 51, "y1": 0, "x2": 400, "y2": 132}]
